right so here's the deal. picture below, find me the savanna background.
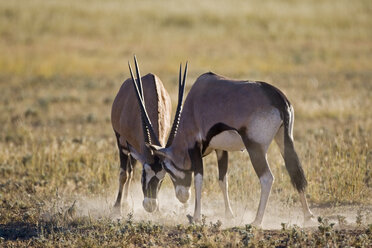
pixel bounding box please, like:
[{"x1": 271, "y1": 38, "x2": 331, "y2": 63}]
[{"x1": 0, "y1": 0, "x2": 371, "y2": 246}]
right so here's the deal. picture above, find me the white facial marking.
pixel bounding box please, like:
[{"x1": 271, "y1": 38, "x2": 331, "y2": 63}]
[
  {"x1": 164, "y1": 161, "x2": 185, "y2": 179},
  {"x1": 156, "y1": 169, "x2": 166, "y2": 180},
  {"x1": 144, "y1": 164, "x2": 155, "y2": 189},
  {"x1": 143, "y1": 197, "x2": 158, "y2": 212},
  {"x1": 175, "y1": 185, "x2": 190, "y2": 203},
  {"x1": 248, "y1": 108, "x2": 282, "y2": 145}
]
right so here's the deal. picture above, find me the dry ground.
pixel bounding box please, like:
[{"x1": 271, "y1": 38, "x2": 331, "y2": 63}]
[{"x1": 0, "y1": 0, "x2": 371, "y2": 246}]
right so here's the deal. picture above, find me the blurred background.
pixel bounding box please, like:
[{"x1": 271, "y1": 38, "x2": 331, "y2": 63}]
[{"x1": 0, "y1": 0, "x2": 371, "y2": 225}]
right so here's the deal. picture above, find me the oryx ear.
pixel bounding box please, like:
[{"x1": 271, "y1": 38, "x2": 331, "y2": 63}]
[
  {"x1": 146, "y1": 143, "x2": 173, "y2": 161},
  {"x1": 127, "y1": 142, "x2": 146, "y2": 164}
]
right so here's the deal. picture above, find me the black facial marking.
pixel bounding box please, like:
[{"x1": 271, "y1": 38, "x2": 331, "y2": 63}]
[
  {"x1": 142, "y1": 172, "x2": 160, "y2": 199},
  {"x1": 141, "y1": 156, "x2": 163, "y2": 199},
  {"x1": 201, "y1": 123, "x2": 236, "y2": 154}
]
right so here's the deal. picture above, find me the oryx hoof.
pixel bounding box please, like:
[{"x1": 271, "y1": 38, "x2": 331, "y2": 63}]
[
  {"x1": 186, "y1": 214, "x2": 202, "y2": 224},
  {"x1": 225, "y1": 210, "x2": 234, "y2": 219},
  {"x1": 304, "y1": 214, "x2": 317, "y2": 227},
  {"x1": 111, "y1": 204, "x2": 122, "y2": 217},
  {"x1": 250, "y1": 220, "x2": 262, "y2": 229},
  {"x1": 186, "y1": 214, "x2": 194, "y2": 224}
]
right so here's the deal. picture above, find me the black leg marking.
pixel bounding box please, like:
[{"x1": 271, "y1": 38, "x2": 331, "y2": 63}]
[
  {"x1": 114, "y1": 149, "x2": 129, "y2": 208},
  {"x1": 217, "y1": 150, "x2": 228, "y2": 181},
  {"x1": 188, "y1": 143, "x2": 204, "y2": 222},
  {"x1": 114, "y1": 132, "x2": 131, "y2": 209},
  {"x1": 216, "y1": 150, "x2": 234, "y2": 218}
]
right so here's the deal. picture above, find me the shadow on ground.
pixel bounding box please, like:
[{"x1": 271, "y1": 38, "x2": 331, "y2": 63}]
[{"x1": 0, "y1": 222, "x2": 38, "y2": 240}]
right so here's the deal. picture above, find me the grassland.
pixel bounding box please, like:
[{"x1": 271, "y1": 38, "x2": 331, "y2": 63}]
[{"x1": 0, "y1": 0, "x2": 371, "y2": 246}]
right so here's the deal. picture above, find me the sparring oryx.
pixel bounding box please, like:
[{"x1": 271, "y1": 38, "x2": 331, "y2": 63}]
[
  {"x1": 147, "y1": 71, "x2": 314, "y2": 226},
  {"x1": 111, "y1": 56, "x2": 171, "y2": 213},
  {"x1": 126, "y1": 61, "x2": 189, "y2": 211}
]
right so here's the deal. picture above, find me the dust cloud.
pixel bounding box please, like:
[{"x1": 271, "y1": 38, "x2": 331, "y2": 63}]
[{"x1": 69, "y1": 181, "x2": 371, "y2": 229}]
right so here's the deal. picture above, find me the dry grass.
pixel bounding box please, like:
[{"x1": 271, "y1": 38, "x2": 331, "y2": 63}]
[{"x1": 0, "y1": 0, "x2": 371, "y2": 246}]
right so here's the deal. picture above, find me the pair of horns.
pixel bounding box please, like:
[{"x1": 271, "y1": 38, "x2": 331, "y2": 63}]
[{"x1": 128, "y1": 55, "x2": 187, "y2": 149}]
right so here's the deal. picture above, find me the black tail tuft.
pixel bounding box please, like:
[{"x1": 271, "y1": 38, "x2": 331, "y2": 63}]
[
  {"x1": 283, "y1": 108, "x2": 307, "y2": 192},
  {"x1": 258, "y1": 81, "x2": 308, "y2": 192}
]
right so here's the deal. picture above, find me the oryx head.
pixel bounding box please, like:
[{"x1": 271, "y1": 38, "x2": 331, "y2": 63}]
[
  {"x1": 127, "y1": 56, "x2": 165, "y2": 212},
  {"x1": 147, "y1": 144, "x2": 192, "y2": 204},
  {"x1": 145, "y1": 63, "x2": 191, "y2": 204},
  {"x1": 128, "y1": 57, "x2": 188, "y2": 211}
]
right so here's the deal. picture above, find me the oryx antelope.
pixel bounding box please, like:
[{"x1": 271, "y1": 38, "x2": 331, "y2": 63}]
[
  {"x1": 111, "y1": 56, "x2": 171, "y2": 213},
  {"x1": 126, "y1": 61, "x2": 190, "y2": 211},
  {"x1": 147, "y1": 71, "x2": 314, "y2": 226}
]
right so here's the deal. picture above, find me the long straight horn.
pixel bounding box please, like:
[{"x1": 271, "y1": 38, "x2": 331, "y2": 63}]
[
  {"x1": 128, "y1": 58, "x2": 161, "y2": 146},
  {"x1": 166, "y1": 62, "x2": 188, "y2": 147},
  {"x1": 134, "y1": 55, "x2": 144, "y2": 102}
]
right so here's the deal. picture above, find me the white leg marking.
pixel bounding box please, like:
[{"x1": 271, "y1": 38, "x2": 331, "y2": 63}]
[
  {"x1": 299, "y1": 191, "x2": 314, "y2": 219},
  {"x1": 123, "y1": 169, "x2": 132, "y2": 200},
  {"x1": 193, "y1": 173, "x2": 203, "y2": 222},
  {"x1": 252, "y1": 170, "x2": 274, "y2": 226},
  {"x1": 219, "y1": 176, "x2": 234, "y2": 218}
]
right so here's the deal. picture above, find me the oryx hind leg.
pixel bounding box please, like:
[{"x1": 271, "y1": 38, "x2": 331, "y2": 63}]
[
  {"x1": 274, "y1": 125, "x2": 314, "y2": 223},
  {"x1": 215, "y1": 150, "x2": 234, "y2": 219},
  {"x1": 240, "y1": 131, "x2": 274, "y2": 228}
]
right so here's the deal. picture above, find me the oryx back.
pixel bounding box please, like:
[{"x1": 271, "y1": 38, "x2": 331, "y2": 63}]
[{"x1": 111, "y1": 73, "x2": 171, "y2": 152}]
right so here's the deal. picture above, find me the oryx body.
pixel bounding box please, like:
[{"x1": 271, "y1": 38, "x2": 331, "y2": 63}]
[
  {"x1": 149, "y1": 72, "x2": 314, "y2": 226},
  {"x1": 111, "y1": 69, "x2": 171, "y2": 213}
]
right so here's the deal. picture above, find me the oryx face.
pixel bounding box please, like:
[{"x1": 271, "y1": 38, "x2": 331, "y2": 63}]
[
  {"x1": 162, "y1": 159, "x2": 192, "y2": 204},
  {"x1": 141, "y1": 157, "x2": 166, "y2": 212}
]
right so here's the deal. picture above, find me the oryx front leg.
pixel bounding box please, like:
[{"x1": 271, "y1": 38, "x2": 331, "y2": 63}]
[
  {"x1": 114, "y1": 149, "x2": 130, "y2": 212},
  {"x1": 193, "y1": 172, "x2": 203, "y2": 222},
  {"x1": 114, "y1": 153, "x2": 136, "y2": 213},
  {"x1": 122, "y1": 157, "x2": 135, "y2": 202},
  {"x1": 246, "y1": 143, "x2": 274, "y2": 228},
  {"x1": 216, "y1": 150, "x2": 234, "y2": 218}
]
